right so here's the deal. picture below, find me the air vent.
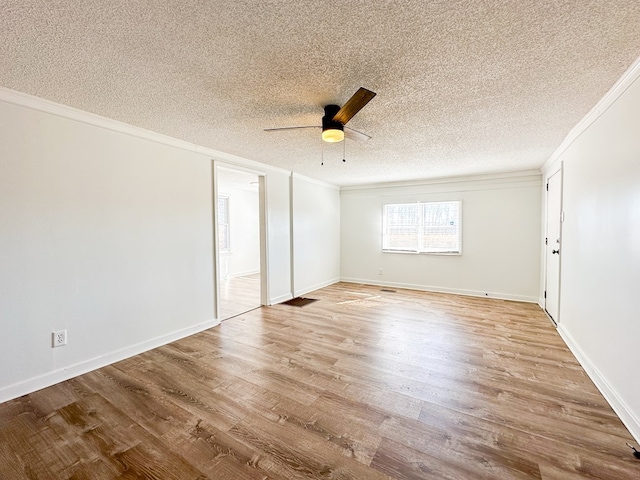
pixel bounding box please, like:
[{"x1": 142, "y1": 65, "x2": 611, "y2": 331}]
[{"x1": 282, "y1": 297, "x2": 318, "y2": 307}]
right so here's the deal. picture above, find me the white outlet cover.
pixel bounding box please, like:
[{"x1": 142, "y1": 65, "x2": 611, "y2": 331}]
[{"x1": 52, "y1": 329, "x2": 67, "y2": 348}]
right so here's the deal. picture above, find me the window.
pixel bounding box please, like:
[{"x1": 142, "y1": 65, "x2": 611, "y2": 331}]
[
  {"x1": 382, "y1": 201, "x2": 461, "y2": 254},
  {"x1": 217, "y1": 195, "x2": 230, "y2": 253}
]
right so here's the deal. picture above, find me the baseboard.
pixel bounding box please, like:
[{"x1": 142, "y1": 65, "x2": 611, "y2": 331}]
[
  {"x1": 230, "y1": 269, "x2": 260, "y2": 278},
  {"x1": 293, "y1": 278, "x2": 340, "y2": 299},
  {"x1": 0, "y1": 317, "x2": 220, "y2": 404},
  {"x1": 339, "y1": 277, "x2": 539, "y2": 303},
  {"x1": 268, "y1": 292, "x2": 294, "y2": 306},
  {"x1": 557, "y1": 324, "x2": 640, "y2": 443}
]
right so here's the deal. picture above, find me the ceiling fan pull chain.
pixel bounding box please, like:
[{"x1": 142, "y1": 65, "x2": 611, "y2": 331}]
[
  {"x1": 343, "y1": 138, "x2": 346, "y2": 162},
  {"x1": 321, "y1": 137, "x2": 324, "y2": 166}
]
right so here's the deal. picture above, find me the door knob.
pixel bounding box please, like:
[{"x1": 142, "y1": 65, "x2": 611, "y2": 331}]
[{"x1": 552, "y1": 249, "x2": 560, "y2": 255}]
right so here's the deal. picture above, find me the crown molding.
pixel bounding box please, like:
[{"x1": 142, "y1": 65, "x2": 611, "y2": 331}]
[
  {"x1": 292, "y1": 171, "x2": 341, "y2": 190},
  {"x1": 340, "y1": 170, "x2": 542, "y2": 196},
  {"x1": 541, "y1": 54, "x2": 640, "y2": 174},
  {"x1": 0, "y1": 87, "x2": 290, "y2": 177}
]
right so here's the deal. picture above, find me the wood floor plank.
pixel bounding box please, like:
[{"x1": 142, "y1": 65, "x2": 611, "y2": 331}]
[
  {"x1": 176, "y1": 418, "x2": 286, "y2": 479},
  {"x1": 1, "y1": 282, "x2": 638, "y2": 479},
  {"x1": 372, "y1": 436, "x2": 521, "y2": 480},
  {"x1": 219, "y1": 274, "x2": 261, "y2": 320},
  {"x1": 53, "y1": 389, "x2": 207, "y2": 479},
  {"x1": 228, "y1": 412, "x2": 391, "y2": 480}
]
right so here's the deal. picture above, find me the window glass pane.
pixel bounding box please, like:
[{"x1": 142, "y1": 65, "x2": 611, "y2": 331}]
[
  {"x1": 218, "y1": 224, "x2": 229, "y2": 251},
  {"x1": 217, "y1": 196, "x2": 228, "y2": 224},
  {"x1": 384, "y1": 204, "x2": 420, "y2": 250},
  {"x1": 421, "y1": 201, "x2": 460, "y2": 252},
  {"x1": 218, "y1": 196, "x2": 230, "y2": 252}
]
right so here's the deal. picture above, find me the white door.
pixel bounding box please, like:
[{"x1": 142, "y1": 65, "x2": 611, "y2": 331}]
[{"x1": 545, "y1": 169, "x2": 562, "y2": 323}]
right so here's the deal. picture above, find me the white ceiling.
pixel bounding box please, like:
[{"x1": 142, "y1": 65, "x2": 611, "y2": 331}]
[{"x1": 2, "y1": 1, "x2": 640, "y2": 186}]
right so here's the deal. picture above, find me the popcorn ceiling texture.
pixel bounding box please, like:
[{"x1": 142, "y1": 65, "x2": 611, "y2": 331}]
[{"x1": 1, "y1": 1, "x2": 640, "y2": 186}]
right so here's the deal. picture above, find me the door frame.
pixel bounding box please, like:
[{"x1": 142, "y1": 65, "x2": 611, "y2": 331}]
[{"x1": 212, "y1": 160, "x2": 267, "y2": 320}]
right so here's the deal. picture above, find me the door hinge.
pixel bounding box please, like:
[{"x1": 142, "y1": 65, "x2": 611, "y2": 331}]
[
  {"x1": 545, "y1": 237, "x2": 548, "y2": 245},
  {"x1": 546, "y1": 183, "x2": 549, "y2": 191},
  {"x1": 544, "y1": 290, "x2": 547, "y2": 299}
]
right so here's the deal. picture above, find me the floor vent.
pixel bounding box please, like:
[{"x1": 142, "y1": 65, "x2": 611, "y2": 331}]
[
  {"x1": 282, "y1": 297, "x2": 318, "y2": 307},
  {"x1": 380, "y1": 288, "x2": 397, "y2": 293}
]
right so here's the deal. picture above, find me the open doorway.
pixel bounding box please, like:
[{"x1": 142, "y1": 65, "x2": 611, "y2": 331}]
[{"x1": 215, "y1": 165, "x2": 262, "y2": 319}]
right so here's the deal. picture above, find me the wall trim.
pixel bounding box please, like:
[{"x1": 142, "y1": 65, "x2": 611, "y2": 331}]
[
  {"x1": 268, "y1": 292, "x2": 294, "y2": 305},
  {"x1": 341, "y1": 170, "x2": 541, "y2": 192},
  {"x1": 292, "y1": 172, "x2": 341, "y2": 190},
  {"x1": 340, "y1": 278, "x2": 539, "y2": 304},
  {"x1": 293, "y1": 278, "x2": 340, "y2": 299},
  {"x1": 0, "y1": 317, "x2": 220, "y2": 404},
  {"x1": 541, "y1": 54, "x2": 640, "y2": 174},
  {"x1": 0, "y1": 87, "x2": 290, "y2": 177},
  {"x1": 230, "y1": 269, "x2": 261, "y2": 278},
  {"x1": 557, "y1": 325, "x2": 640, "y2": 443},
  {"x1": 341, "y1": 170, "x2": 541, "y2": 197}
]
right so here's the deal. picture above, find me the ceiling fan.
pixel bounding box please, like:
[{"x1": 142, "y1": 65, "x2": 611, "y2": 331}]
[{"x1": 264, "y1": 87, "x2": 376, "y2": 143}]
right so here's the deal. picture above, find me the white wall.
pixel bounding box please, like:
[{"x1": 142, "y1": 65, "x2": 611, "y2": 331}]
[
  {"x1": 341, "y1": 173, "x2": 542, "y2": 302},
  {"x1": 218, "y1": 184, "x2": 260, "y2": 278},
  {"x1": 545, "y1": 64, "x2": 640, "y2": 441},
  {"x1": 264, "y1": 171, "x2": 293, "y2": 304},
  {"x1": 292, "y1": 174, "x2": 341, "y2": 296},
  {"x1": 0, "y1": 89, "x2": 302, "y2": 402},
  {"x1": 0, "y1": 99, "x2": 215, "y2": 401}
]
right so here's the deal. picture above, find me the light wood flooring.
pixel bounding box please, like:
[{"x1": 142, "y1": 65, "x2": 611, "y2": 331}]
[
  {"x1": 1, "y1": 283, "x2": 638, "y2": 479},
  {"x1": 219, "y1": 273, "x2": 261, "y2": 320}
]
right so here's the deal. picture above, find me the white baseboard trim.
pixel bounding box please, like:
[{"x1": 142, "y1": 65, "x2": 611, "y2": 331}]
[
  {"x1": 339, "y1": 277, "x2": 539, "y2": 303},
  {"x1": 230, "y1": 269, "x2": 260, "y2": 278},
  {"x1": 268, "y1": 292, "x2": 294, "y2": 306},
  {"x1": 0, "y1": 317, "x2": 220, "y2": 404},
  {"x1": 293, "y1": 278, "x2": 340, "y2": 299},
  {"x1": 557, "y1": 324, "x2": 640, "y2": 443}
]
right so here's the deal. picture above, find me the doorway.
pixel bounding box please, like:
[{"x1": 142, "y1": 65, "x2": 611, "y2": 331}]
[
  {"x1": 544, "y1": 168, "x2": 562, "y2": 324},
  {"x1": 215, "y1": 165, "x2": 263, "y2": 319}
]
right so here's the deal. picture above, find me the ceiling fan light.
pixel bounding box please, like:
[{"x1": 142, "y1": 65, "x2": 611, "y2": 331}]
[{"x1": 322, "y1": 128, "x2": 344, "y2": 143}]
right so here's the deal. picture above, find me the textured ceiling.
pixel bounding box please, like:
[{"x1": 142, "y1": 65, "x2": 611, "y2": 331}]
[{"x1": 2, "y1": 1, "x2": 640, "y2": 186}]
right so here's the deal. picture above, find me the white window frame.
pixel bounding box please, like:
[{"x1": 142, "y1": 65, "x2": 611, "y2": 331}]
[{"x1": 382, "y1": 201, "x2": 462, "y2": 255}]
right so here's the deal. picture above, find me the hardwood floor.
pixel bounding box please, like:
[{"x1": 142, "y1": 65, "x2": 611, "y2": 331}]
[
  {"x1": 219, "y1": 273, "x2": 261, "y2": 320},
  {"x1": 1, "y1": 283, "x2": 638, "y2": 479}
]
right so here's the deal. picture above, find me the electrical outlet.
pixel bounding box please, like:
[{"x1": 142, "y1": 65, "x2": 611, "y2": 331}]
[
  {"x1": 378, "y1": 268, "x2": 383, "y2": 275},
  {"x1": 52, "y1": 330, "x2": 67, "y2": 348}
]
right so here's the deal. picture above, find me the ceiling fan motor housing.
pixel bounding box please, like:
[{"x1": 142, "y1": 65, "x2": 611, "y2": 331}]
[{"x1": 322, "y1": 104, "x2": 344, "y2": 136}]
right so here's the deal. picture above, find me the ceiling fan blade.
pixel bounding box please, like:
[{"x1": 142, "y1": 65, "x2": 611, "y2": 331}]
[
  {"x1": 344, "y1": 127, "x2": 372, "y2": 142},
  {"x1": 264, "y1": 126, "x2": 320, "y2": 132},
  {"x1": 332, "y1": 87, "x2": 376, "y2": 125}
]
